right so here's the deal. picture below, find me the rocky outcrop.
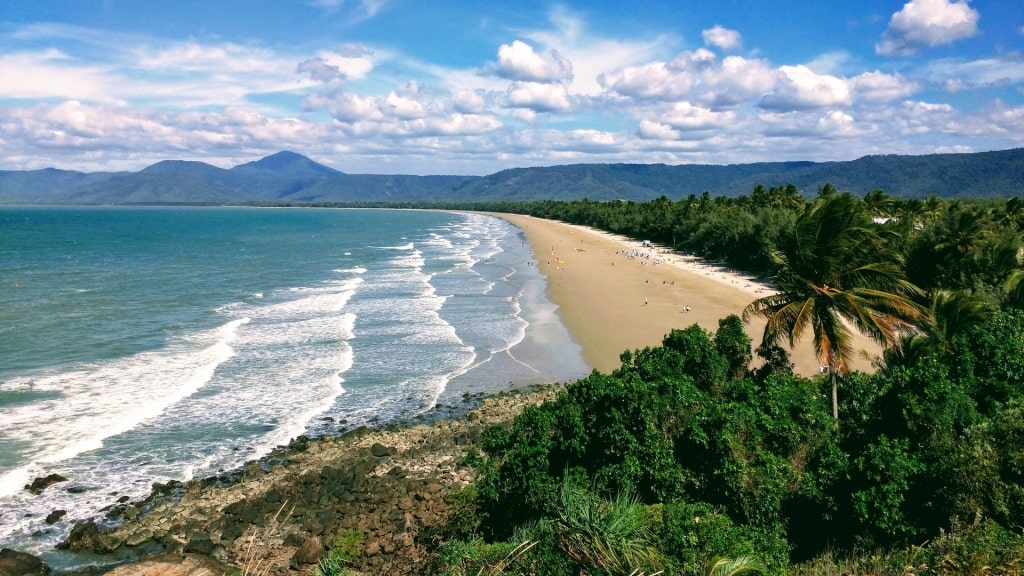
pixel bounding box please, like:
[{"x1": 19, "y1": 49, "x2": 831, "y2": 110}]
[
  {"x1": 58, "y1": 387, "x2": 557, "y2": 575},
  {"x1": 25, "y1": 473, "x2": 68, "y2": 495},
  {"x1": 0, "y1": 548, "x2": 49, "y2": 576}
]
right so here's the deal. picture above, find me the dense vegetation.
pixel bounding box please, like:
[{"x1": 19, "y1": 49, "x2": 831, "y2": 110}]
[{"x1": 408, "y1": 189, "x2": 1024, "y2": 575}]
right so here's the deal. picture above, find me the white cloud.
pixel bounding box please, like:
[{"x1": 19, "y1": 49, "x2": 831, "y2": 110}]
[
  {"x1": 598, "y1": 61, "x2": 694, "y2": 100},
  {"x1": 384, "y1": 90, "x2": 426, "y2": 120},
  {"x1": 599, "y1": 49, "x2": 775, "y2": 108},
  {"x1": 922, "y1": 56, "x2": 1024, "y2": 88},
  {"x1": 453, "y1": 90, "x2": 488, "y2": 113},
  {"x1": 0, "y1": 50, "x2": 122, "y2": 103},
  {"x1": 297, "y1": 57, "x2": 344, "y2": 82},
  {"x1": 636, "y1": 120, "x2": 679, "y2": 140},
  {"x1": 760, "y1": 65, "x2": 851, "y2": 110},
  {"x1": 506, "y1": 81, "x2": 571, "y2": 112},
  {"x1": 134, "y1": 41, "x2": 288, "y2": 75},
  {"x1": 850, "y1": 71, "x2": 920, "y2": 102},
  {"x1": 494, "y1": 40, "x2": 573, "y2": 84},
  {"x1": 320, "y1": 92, "x2": 385, "y2": 122},
  {"x1": 521, "y1": 6, "x2": 675, "y2": 96},
  {"x1": 876, "y1": 0, "x2": 980, "y2": 56},
  {"x1": 315, "y1": 45, "x2": 376, "y2": 80},
  {"x1": 508, "y1": 108, "x2": 538, "y2": 123},
  {"x1": 702, "y1": 26, "x2": 742, "y2": 51},
  {"x1": 816, "y1": 109, "x2": 861, "y2": 136},
  {"x1": 661, "y1": 101, "x2": 735, "y2": 130}
]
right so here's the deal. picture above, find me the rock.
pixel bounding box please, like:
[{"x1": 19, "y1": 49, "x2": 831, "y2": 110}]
[
  {"x1": 289, "y1": 535, "x2": 323, "y2": 568},
  {"x1": 242, "y1": 461, "x2": 265, "y2": 480},
  {"x1": 370, "y1": 443, "x2": 396, "y2": 457},
  {"x1": 125, "y1": 528, "x2": 154, "y2": 547},
  {"x1": 59, "y1": 521, "x2": 122, "y2": 553},
  {"x1": 184, "y1": 534, "x2": 215, "y2": 555},
  {"x1": 55, "y1": 386, "x2": 559, "y2": 575},
  {"x1": 151, "y1": 480, "x2": 182, "y2": 497},
  {"x1": 44, "y1": 510, "x2": 66, "y2": 524},
  {"x1": 25, "y1": 473, "x2": 67, "y2": 495},
  {"x1": 0, "y1": 548, "x2": 49, "y2": 576}
]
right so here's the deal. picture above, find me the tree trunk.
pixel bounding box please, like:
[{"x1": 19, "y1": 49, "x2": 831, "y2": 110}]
[{"x1": 830, "y1": 370, "x2": 839, "y2": 420}]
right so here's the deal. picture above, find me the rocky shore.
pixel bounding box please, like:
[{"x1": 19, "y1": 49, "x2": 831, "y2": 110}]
[{"x1": 29, "y1": 386, "x2": 559, "y2": 576}]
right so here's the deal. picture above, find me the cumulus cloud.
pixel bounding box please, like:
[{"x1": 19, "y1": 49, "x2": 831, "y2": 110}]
[
  {"x1": 494, "y1": 40, "x2": 573, "y2": 84},
  {"x1": 599, "y1": 49, "x2": 775, "y2": 109},
  {"x1": 598, "y1": 61, "x2": 694, "y2": 100},
  {"x1": 384, "y1": 91, "x2": 425, "y2": 119},
  {"x1": 636, "y1": 120, "x2": 679, "y2": 140},
  {"x1": 453, "y1": 90, "x2": 488, "y2": 114},
  {"x1": 523, "y1": 6, "x2": 673, "y2": 96},
  {"x1": 661, "y1": 101, "x2": 735, "y2": 131},
  {"x1": 876, "y1": 0, "x2": 980, "y2": 56},
  {"x1": 850, "y1": 70, "x2": 920, "y2": 102},
  {"x1": 760, "y1": 65, "x2": 851, "y2": 110},
  {"x1": 297, "y1": 57, "x2": 344, "y2": 82},
  {"x1": 316, "y1": 45, "x2": 375, "y2": 80},
  {"x1": 702, "y1": 25, "x2": 742, "y2": 51},
  {"x1": 506, "y1": 81, "x2": 571, "y2": 112}
]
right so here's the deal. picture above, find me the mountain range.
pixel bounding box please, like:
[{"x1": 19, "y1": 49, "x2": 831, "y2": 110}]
[{"x1": 1, "y1": 148, "x2": 1022, "y2": 205}]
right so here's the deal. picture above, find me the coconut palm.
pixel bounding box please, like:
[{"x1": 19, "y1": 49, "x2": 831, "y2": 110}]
[
  {"x1": 882, "y1": 290, "x2": 995, "y2": 367},
  {"x1": 1006, "y1": 268, "x2": 1024, "y2": 309},
  {"x1": 743, "y1": 193, "x2": 926, "y2": 420}
]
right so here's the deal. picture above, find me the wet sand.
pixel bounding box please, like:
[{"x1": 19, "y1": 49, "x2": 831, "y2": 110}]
[{"x1": 495, "y1": 213, "x2": 881, "y2": 377}]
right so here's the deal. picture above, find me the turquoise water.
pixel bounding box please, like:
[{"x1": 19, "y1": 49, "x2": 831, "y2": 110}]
[{"x1": 0, "y1": 206, "x2": 587, "y2": 559}]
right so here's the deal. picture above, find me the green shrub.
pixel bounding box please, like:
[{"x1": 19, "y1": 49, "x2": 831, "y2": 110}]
[
  {"x1": 548, "y1": 476, "x2": 662, "y2": 575},
  {"x1": 315, "y1": 529, "x2": 364, "y2": 576},
  {"x1": 659, "y1": 501, "x2": 784, "y2": 576}
]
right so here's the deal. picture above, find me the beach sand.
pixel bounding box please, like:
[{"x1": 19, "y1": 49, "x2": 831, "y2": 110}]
[{"x1": 495, "y1": 213, "x2": 881, "y2": 377}]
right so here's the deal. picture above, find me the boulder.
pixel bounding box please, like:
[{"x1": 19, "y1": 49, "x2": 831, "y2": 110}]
[
  {"x1": 183, "y1": 534, "x2": 215, "y2": 555},
  {"x1": 0, "y1": 548, "x2": 49, "y2": 576},
  {"x1": 370, "y1": 443, "x2": 396, "y2": 457},
  {"x1": 44, "y1": 510, "x2": 66, "y2": 524},
  {"x1": 289, "y1": 535, "x2": 324, "y2": 568},
  {"x1": 24, "y1": 473, "x2": 67, "y2": 495},
  {"x1": 58, "y1": 521, "x2": 122, "y2": 553}
]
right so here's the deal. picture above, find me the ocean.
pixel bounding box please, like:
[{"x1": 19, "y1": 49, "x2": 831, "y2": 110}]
[{"x1": 0, "y1": 206, "x2": 588, "y2": 564}]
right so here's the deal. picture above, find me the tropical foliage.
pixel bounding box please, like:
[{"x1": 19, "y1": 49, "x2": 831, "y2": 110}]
[{"x1": 422, "y1": 187, "x2": 1024, "y2": 575}]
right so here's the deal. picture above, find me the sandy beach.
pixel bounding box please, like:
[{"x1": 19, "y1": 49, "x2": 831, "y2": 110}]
[{"x1": 495, "y1": 213, "x2": 881, "y2": 377}]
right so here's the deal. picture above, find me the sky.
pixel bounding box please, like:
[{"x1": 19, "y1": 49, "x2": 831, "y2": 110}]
[{"x1": 0, "y1": 0, "x2": 1022, "y2": 175}]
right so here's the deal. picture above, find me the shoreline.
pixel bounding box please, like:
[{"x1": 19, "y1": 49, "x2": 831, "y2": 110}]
[
  {"x1": 27, "y1": 211, "x2": 886, "y2": 575},
  {"x1": 492, "y1": 212, "x2": 881, "y2": 376},
  {"x1": 48, "y1": 386, "x2": 562, "y2": 576}
]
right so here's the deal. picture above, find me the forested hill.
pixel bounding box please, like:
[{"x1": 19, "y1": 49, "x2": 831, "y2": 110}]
[{"x1": 1, "y1": 148, "x2": 1021, "y2": 205}]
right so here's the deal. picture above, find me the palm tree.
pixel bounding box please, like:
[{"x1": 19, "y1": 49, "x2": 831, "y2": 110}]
[
  {"x1": 863, "y1": 188, "x2": 897, "y2": 220},
  {"x1": 1006, "y1": 268, "x2": 1024, "y2": 309},
  {"x1": 882, "y1": 290, "x2": 995, "y2": 367},
  {"x1": 743, "y1": 193, "x2": 926, "y2": 420}
]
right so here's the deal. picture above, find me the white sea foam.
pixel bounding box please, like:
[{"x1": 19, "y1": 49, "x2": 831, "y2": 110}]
[{"x1": 0, "y1": 317, "x2": 248, "y2": 499}]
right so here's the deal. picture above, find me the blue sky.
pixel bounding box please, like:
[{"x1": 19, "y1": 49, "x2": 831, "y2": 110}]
[{"x1": 0, "y1": 0, "x2": 1021, "y2": 175}]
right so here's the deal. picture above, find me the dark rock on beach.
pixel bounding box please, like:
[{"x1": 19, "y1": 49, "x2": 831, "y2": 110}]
[
  {"x1": 25, "y1": 474, "x2": 68, "y2": 495},
  {"x1": 45, "y1": 510, "x2": 67, "y2": 525},
  {"x1": 53, "y1": 386, "x2": 558, "y2": 575},
  {"x1": 0, "y1": 548, "x2": 50, "y2": 576}
]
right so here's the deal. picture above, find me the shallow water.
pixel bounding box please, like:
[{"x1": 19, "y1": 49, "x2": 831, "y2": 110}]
[{"x1": 0, "y1": 206, "x2": 587, "y2": 563}]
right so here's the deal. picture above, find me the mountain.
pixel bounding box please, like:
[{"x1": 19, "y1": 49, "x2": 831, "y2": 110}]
[
  {"x1": 231, "y1": 150, "x2": 342, "y2": 179},
  {"x1": 0, "y1": 149, "x2": 1021, "y2": 205},
  {"x1": 0, "y1": 168, "x2": 124, "y2": 204}
]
